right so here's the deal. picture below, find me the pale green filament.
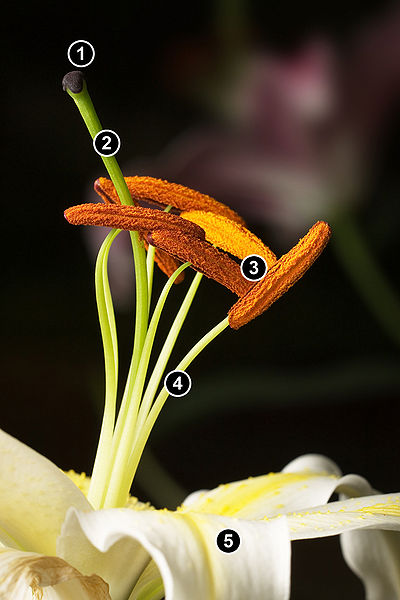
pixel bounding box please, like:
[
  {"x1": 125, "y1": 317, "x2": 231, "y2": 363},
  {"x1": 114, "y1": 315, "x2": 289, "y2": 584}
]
[
  {"x1": 146, "y1": 206, "x2": 172, "y2": 313},
  {"x1": 110, "y1": 263, "x2": 191, "y2": 465},
  {"x1": 104, "y1": 271, "x2": 204, "y2": 508},
  {"x1": 65, "y1": 73, "x2": 231, "y2": 512},
  {"x1": 89, "y1": 236, "x2": 228, "y2": 509},
  {"x1": 135, "y1": 272, "x2": 203, "y2": 439},
  {"x1": 105, "y1": 262, "x2": 192, "y2": 509},
  {"x1": 127, "y1": 317, "x2": 230, "y2": 492},
  {"x1": 88, "y1": 229, "x2": 120, "y2": 508},
  {"x1": 146, "y1": 244, "x2": 156, "y2": 313}
]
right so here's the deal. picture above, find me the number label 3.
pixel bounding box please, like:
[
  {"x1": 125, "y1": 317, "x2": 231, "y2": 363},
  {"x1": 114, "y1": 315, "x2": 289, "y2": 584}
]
[{"x1": 240, "y1": 254, "x2": 268, "y2": 282}]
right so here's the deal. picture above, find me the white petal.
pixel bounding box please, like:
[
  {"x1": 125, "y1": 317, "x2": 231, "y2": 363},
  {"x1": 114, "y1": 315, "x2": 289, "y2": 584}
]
[
  {"x1": 285, "y1": 493, "x2": 400, "y2": 539},
  {"x1": 0, "y1": 429, "x2": 92, "y2": 554},
  {"x1": 58, "y1": 509, "x2": 151, "y2": 600},
  {"x1": 181, "y1": 455, "x2": 372, "y2": 519},
  {"x1": 58, "y1": 507, "x2": 291, "y2": 600},
  {"x1": 282, "y1": 453, "x2": 342, "y2": 475},
  {"x1": 341, "y1": 529, "x2": 400, "y2": 600},
  {"x1": 181, "y1": 489, "x2": 208, "y2": 508},
  {"x1": 0, "y1": 548, "x2": 110, "y2": 599}
]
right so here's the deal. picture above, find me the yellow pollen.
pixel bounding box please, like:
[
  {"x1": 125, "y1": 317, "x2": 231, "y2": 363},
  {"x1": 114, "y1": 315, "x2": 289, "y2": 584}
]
[
  {"x1": 180, "y1": 210, "x2": 277, "y2": 267},
  {"x1": 359, "y1": 502, "x2": 400, "y2": 517}
]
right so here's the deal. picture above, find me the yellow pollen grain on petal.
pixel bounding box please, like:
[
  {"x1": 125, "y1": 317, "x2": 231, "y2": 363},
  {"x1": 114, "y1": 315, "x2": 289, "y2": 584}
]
[
  {"x1": 180, "y1": 472, "x2": 326, "y2": 517},
  {"x1": 64, "y1": 471, "x2": 151, "y2": 510},
  {"x1": 180, "y1": 210, "x2": 277, "y2": 267},
  {"x1": 358, "y1": 502, "x2": 400, "y2": 517},
  {"x1": 229, "y1": 221, "x2": 332, "y2": 329},
  {"x1": 124, "y1": 497, "x2": 155, "y2": 511}
]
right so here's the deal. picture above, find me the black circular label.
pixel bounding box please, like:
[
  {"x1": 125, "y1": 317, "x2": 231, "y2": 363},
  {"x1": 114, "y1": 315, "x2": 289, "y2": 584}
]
[
  {"x1": 93, "y1": 130, "x2": 121, "y2": 157},
  {"x1": 164, "y1": 370, "x2": 192, "y2": 397},
  {"x1": 216, "y1": 529, "x2": 241, "y2": 553},
  {"x1": 67, "y1": 40, "x2": 95, "y2": 68},
  {"x1": 240, "y1": 254, "x2": 268, "y2": 282}
]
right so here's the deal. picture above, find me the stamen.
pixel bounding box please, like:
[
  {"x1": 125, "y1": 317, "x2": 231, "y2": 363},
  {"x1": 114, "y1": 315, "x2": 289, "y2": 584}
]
[
  {"x1": 228, "y1": 221, "x2": 332, "y2": 329},
  {"x1": 64, "y1": 203, "x2": 206, "y2": 239},
  {"x1": 94, "y1": 176, "x2": 245, "y2": 224},
  {"x1": 180, "y1": 210, "x2": 277, "y2": 267},
  {"x1": 148, "y1": 229, "x2": 253, "y2": 296}
]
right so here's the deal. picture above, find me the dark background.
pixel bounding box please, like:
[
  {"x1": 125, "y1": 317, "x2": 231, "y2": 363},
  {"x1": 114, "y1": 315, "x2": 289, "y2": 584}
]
[{"x1": 2, "y1": 2, "x2": 399, "y2": 598}]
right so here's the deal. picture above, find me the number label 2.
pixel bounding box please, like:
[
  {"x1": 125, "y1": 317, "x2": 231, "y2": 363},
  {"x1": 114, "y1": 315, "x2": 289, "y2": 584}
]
[{"x1": 93, "y1": 129, "x2": 121, "y2": 157}]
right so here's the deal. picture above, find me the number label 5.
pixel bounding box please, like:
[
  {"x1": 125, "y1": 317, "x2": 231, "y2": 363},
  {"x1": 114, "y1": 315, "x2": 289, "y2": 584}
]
[{"x1": 216, "y1": 529, "x2": 241, "y2": 553}]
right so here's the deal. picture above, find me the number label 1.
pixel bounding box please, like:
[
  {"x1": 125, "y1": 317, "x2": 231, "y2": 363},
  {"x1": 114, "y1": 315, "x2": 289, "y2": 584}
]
[
  {"x1": 67, "y1": 40, "x2": 95, "y2": 68},
  {"x1": 164, "y1": 370, "x2": 192, "y2": 397},
  {"x1": 216, "y1": 529, "x2": 241, "y2": 553},
  {"x1": 240, "y1": 254, "x2": 268, "y2": 282}
]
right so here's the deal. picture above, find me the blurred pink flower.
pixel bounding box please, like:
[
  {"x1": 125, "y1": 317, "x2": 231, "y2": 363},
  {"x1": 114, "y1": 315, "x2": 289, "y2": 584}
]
[{"x1": 126, "y1": 6, "x2": 399, "y2": 239}]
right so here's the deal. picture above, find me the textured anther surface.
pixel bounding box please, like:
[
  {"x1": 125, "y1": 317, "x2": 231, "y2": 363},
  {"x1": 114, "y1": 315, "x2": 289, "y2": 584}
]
[{"x1": 229, "y1": 221, "x2": 332, "y2": 329}]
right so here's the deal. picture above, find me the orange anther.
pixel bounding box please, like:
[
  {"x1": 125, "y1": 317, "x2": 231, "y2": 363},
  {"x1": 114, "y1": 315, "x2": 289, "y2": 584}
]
[{"x1": 228, "y1": 221, "x2": 332, "y2": 329}]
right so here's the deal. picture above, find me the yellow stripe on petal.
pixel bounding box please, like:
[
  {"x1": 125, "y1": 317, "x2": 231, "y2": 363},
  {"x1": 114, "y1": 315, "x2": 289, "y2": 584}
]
[
  {"x1": 285, "y1": 493, "x2": 400, "y2": 540},
  {"x1": 358, "y1": 501, "x2": 400, "y2": 517},
  {"x1": 179, "y1": 472, "x2": 336, "y2": 519},
  {"x1": 180, "y1": 210, "x2": 277, "y2": 267}
]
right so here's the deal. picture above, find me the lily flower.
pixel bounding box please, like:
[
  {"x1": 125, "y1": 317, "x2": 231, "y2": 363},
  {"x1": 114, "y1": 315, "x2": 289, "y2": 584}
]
[
  {"x1": 1, "y1": 429, "x2": 399, "y2": 599},
  {"x1": 2, "y1": 70, "x2": 398, "y2": 599}
]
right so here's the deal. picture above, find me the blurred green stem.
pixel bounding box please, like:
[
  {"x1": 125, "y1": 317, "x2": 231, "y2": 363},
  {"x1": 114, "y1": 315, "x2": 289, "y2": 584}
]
[
  {"x1": 332, "y1": 211, "x2": 400, "y2": 347},
  {"x1": 214, "y1": 0, "x2": 248, "y2": 59}
]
